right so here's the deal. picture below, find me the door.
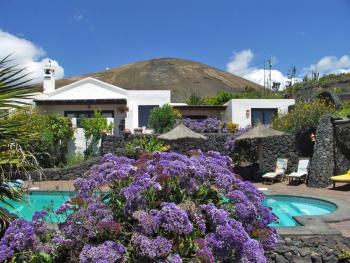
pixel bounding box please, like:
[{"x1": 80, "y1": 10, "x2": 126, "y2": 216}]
[
  {"x1": 251, "y1": 108, "x2": 278, "y2": 126},
  {"x1": 138, "y1": 105, "x2": 158, "y2": 127}
]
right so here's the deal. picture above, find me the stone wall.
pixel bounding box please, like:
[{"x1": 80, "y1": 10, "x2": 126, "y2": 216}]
[
  {"x1": 266, "y1": 235, "x2": 350, "y2": 263},
  {"x1": 308, "y1": 115, "x2": 335, "y2": 188},
  {"x1": 101, "y1": 136, "x2": 126, "y2": 156},
  {"x1": 30, "y1": 157, "x2": 101, "y2": 181},
  {"x1": 260, "y1": 135, "x2": 299, "y2": 175},
  {"x1": 102, "y1": 133, "x2": 300, "y2": 179},
  {"x1": 102, "y1": 133, "x2": 231, "y2": 156},
  {"x1": 308, "y1": 115, "x2": 350, "y2": 188},
  {"x1": 334, "y1": 120, "x2": 350, "y2": 175}
]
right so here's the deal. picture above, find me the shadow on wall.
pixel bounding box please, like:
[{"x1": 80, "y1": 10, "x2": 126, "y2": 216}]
[{"x1": 295, "y1": 128, "x2": 316, "y2": 158}]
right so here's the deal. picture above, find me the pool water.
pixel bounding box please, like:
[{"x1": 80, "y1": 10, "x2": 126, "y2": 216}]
[
  {"x1": 263, "y1": 195, "x2": 337, "y2": 227},
  {"x1": 0, "y1": 191, "x2": 73, "y2": 223}
]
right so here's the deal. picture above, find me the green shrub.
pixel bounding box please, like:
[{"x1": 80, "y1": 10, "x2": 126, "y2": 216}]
[
  {"x1": 337, "y1": 102, "x2": 350, "y2": 117},
  {"x1": 272, "y1": 99, "x2": 336, "y2": 134},
  {"x1": 205, "y1": 90, "x2": 235, "y2": 105},
  {"x1": 338, "y1": 249, "x2": 350, "y2": 260},
  {"x1": 81, "y1": 110, "x2": 114, "y2": 157},
  {"x1": 65, "y1": 153, "x2": 85, "y2": 167},
  {"x1": 126, "y1": 136, "x2": 169, "y2": 156},
  {"x1": 148, "y1": 104, "x2": 180, "y2": 133},
  {"x1": 8, "y1": 109, "x2": 75, "y2": 167}
]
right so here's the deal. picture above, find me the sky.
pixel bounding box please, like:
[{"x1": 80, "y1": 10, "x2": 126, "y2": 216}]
[{"x1": 0, "y1": 0, "x2": 350, "y2": 87}]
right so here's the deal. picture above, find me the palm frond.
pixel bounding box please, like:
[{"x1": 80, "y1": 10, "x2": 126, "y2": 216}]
[{"x1": 0, "y1": 55, "x2": 42, "y2": 229}]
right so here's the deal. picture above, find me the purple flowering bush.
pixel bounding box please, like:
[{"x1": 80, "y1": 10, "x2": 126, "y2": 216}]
[
  {"x1": 0, "y1": 151, "x2": 278, "y2": 262},
  {"x1": 183, "y1": 118, "x2": 223, "y2": 133}
]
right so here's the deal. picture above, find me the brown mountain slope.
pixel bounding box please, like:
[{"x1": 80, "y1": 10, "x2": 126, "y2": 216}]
[{"x1": 50, "y1": 58, "x2": 263, "y2": 102}]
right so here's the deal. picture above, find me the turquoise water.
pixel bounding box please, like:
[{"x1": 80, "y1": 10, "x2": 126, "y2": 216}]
[
  {"x1": 0, "y1": 191, "x2": 74, "y2": 223},
  {"x1": 263, "y1": 195, "x2": 337, "y2": 227}
]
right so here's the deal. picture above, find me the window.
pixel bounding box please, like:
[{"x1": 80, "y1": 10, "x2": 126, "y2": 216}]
[
  {"x1": 183, "y1": 115, "x2": 207, "y2": 120},
  {"x1": 64, "y1": 110, "x2": 114, "y2": 128},
  {"x1": 138, "y1": 105, "x2": 158, "y2": 127},
  {"x1": 251, "y1": 108, "x2": 277, "y2": 127}
]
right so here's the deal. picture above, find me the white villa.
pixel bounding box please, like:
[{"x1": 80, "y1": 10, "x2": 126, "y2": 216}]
[{"x1": 33, "y1": 62, "x2": 295, "y2": 153}]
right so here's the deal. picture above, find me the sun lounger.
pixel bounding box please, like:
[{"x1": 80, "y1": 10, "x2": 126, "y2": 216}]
[
  {"x1": 3, "y1": 179, "x2": 24, "y2": 189},
  {"x1": 287, "y1": 159, "x2": 309, "y2": 184},
  {"x1": 331, "y1": 170, "x2": 350, "y2": 188},
  {"x1": 262, "y1": 158, "x2": 288, "y2": 184}
]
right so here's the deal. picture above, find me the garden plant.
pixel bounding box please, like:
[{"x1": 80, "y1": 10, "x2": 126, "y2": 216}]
[
  {"x1": 148, "y1": 104, "x2": 181, "y2": 133},
  {"x1": 0, "y1": 55, "x2": 42, "y2": 231},
  {"x1": 272, "y1": 99, "x2": 335, "y2": 134},
  {"x1": 81, "y1": 110, "x2": 114, "y2": 157},
  {"x1": 0, "y1": 150, "x2": 278, "y2": 262},
  {"x1": 183, "y1": 118, "x2": 223, "y2": 133}
]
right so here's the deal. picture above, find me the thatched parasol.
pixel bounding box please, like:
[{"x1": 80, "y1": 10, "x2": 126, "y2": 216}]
[
  {"x1": 235, "y1": 124, "x2": 286, "y2": 141},
  {"x1": 235, "y1": 124, "x2": 287, "y2": 169},
  {"x1": 158, "y1": 124, "x2": 207, "y2": 141}
]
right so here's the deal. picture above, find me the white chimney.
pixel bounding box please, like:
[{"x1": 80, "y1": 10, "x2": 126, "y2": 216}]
[{"x1": 43, "y1": 60, "x2": 55, "y2": 94}]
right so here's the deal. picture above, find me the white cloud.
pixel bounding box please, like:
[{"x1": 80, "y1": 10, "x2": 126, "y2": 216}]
[
  {"x1": 226, "y1": 49, "x2": 254, "y2": 75},
  {"x1": 226, "y1": 49, "x2": 289, "y2": 88},
  {"x1": 0, "y1": 30, "x2": 64, "y2": 83},
  {"x1": 303, "y1": 55, "x2": 350, "y2": 76},
  {"x1": 73, "y1": 13, "x2": 84, "y2": 21}
]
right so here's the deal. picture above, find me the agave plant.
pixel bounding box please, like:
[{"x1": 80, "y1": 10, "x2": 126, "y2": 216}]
[{"x1": 0, "y1": 55, "x2": 41, "y2": 231}]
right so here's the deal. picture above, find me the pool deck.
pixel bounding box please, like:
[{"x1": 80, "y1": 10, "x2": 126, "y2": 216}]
[
  {"x1": 24, "y1": 180, "x2": 350, "y2": 237},
  {"x1": 255, "y1": 180, "x2": 350, "y2": 237}
]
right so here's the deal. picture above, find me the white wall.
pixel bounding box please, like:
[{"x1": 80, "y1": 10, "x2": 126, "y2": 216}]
[
  {"x1": 125, "y1": 90, "x2": 171, "y2": 131},
  {"x1": 225, "y1": 99, "x2": 295, "y2": 128},
  {"x1": 36, "y1": 104, "x2": 126, "y2": 155},
  {"x1": 51, "y1": 82, "x2": 125, "y2": 100},
  {"x1": 34, "y1": 78, "x2": 171, "y2": 154}
]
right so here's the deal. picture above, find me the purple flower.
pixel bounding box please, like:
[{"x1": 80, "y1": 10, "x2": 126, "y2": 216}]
[
  {"x1": 52, "y1": 233, "x2": 76, "y2": 248},
  {"x1": 59, "y1": 200, "x2": 116, "y2": 242},
  {"x1": 201, "y1": 203, "x2": 230, "y2": 226},
  {"x1": 133, "y1": 209, "x2": 161, "y2": 235},
  {"x1": 132, "y1": 234, "x2": 172, "y2": 259},
  {"x1": 183, "y1": 118, "x2": 222, "y2": 133},
  {"x1": 56, "y1": 200, "x2": 74, "y2": 214},
  {"x1": 226, "y1": 190, "x2": 249, "y2": 204},
  {"x1": 160, "y1": 203, "x2": 193, "y2": 235},
  {"x1": 32, "y1": 211, "x2": 48, "y2": 236},
  {"x1": 235, "y1": 202, "x2": 258, "y2": 220},
  {"x1": 79, "y1": 241, "x2": 125, "y2": 263},
  {"x1": 238, "y1": 239, "x2": 266, "y2": 263},
  {"x1": 32, "y1": 210, "x2": 48, "y2": 221},
  {"x1": 165, "y1": 254, "x2": 183, "y2": 263},
  {"x1": 195, "y1": 246, "x2": 215, "y2": 263},
  {"x1": 0, "y1": 219, "x2": 37, "y2": 261},
  {"x1": 192, "y1": 213, "x2": 206, "y2": 234}
]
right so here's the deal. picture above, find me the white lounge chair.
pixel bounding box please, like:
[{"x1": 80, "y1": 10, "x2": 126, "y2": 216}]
[
  {"x1": 287, "y1": 159, "x2": 309, "y2": 184},
  {"x1": 262, "y1": 158, "x2": 288, "y2": 184}
]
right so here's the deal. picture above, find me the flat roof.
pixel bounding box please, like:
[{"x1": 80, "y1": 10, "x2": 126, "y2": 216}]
[
  {"x1": 173, "y1": 105, "x2": 227, "y2": 110},
  {"x1": 34, "y1": 98, "x2": 127, "y2": 105}
]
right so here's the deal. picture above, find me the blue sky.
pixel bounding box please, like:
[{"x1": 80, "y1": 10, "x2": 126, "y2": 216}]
[{"x1": 0, "y1": 0, "x2": 350, "y2": 86}]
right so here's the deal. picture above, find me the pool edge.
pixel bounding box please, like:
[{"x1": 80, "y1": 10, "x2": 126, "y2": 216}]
[{"x1": 264, "y1": 193, "x2": 350, "y2": 236}]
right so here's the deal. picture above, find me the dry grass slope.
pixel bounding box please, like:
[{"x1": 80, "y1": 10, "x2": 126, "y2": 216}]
[{"x1": 40, "y1": 58, "x2": 263, "y2": 102}]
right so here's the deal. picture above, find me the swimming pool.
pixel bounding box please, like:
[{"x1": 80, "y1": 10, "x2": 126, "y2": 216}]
[
  {"x1": 263, "y1": 195, "x2": 337, "y2": 227},
  {"x1": 0, "y1": 191, "x2": 74, "y2": 223}
]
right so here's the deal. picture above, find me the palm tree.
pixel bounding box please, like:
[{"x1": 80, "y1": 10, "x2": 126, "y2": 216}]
[
  {"x1": 0, "y1": 55, "x2": 41, "y2": 231},
  {"x1": 184, "y1": 92, "x2": 205, "y2": 105}
]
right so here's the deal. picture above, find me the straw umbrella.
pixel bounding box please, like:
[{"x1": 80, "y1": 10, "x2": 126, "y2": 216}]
[
  {"x1": 235, "y1": 124, "x2": 287, "y2": 168},
  {"x1": 158, "y1": 124, "x2": 207, "y2": 141}
]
